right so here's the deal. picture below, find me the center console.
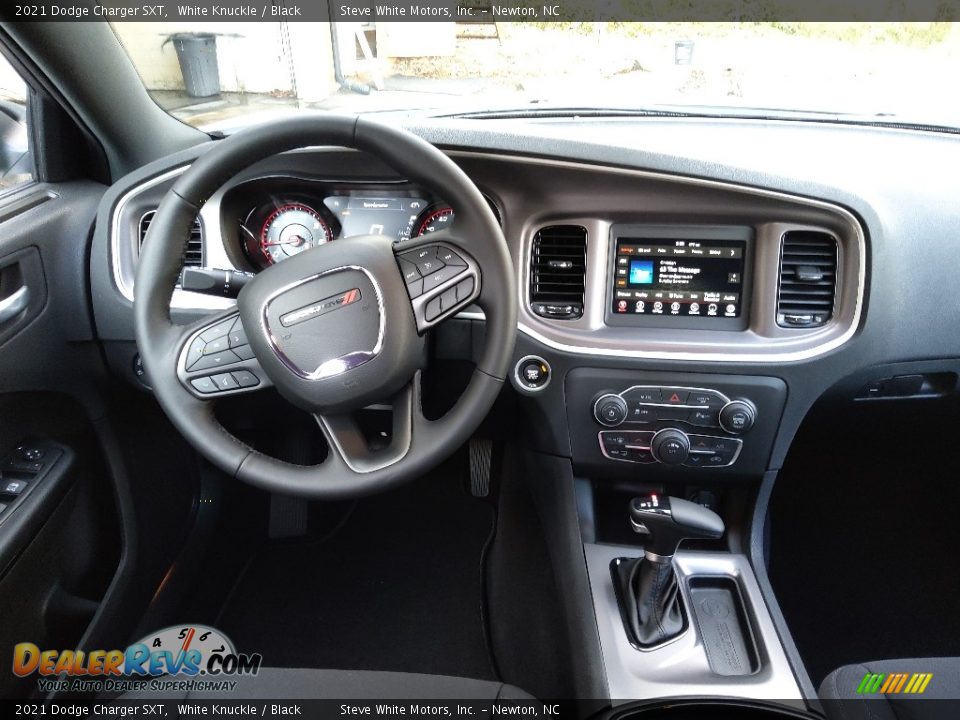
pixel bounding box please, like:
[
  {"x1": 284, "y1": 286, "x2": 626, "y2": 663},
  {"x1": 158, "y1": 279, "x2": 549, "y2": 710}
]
[{"x1": 555, "y1": 364, "x2": 798, "y2": 702}]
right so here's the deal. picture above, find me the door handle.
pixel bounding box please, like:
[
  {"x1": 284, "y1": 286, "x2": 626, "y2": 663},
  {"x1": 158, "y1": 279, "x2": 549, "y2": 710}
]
[{"x1": 0, "y1": 285, "x2": 28, "y2": 323}]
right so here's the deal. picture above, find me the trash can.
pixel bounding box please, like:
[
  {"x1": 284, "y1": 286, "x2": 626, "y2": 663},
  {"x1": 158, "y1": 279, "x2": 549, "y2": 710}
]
[
  {"x1": 674, "y1": 40, "x2": 695, "y2": 66},
  {"x1": 168, "y1": 33, "x2": 220, "y2": 98}
]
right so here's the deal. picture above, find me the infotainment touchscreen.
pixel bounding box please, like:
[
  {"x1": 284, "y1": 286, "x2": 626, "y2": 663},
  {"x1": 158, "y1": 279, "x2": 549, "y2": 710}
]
[{"x1": 611, "y1": 238, "x2": 746, "y2": 319}]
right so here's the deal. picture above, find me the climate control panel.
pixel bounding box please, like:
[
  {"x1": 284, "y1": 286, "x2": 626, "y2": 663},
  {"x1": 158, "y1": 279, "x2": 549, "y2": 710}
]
[
  {"x1": 565, "y1": 370, "x2": 786, "y2": 478},
  {"x1": 599, "y1": 429, "x2": 742, "y2": 468},
  {"x1": 592, "y1": 386, "x2": 757, "y2": 435}
]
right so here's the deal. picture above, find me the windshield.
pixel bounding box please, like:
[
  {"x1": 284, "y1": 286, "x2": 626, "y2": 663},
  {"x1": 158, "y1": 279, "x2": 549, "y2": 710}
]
[{"x1": 113, "y1": 21, "x2": 960, "y2": 130}]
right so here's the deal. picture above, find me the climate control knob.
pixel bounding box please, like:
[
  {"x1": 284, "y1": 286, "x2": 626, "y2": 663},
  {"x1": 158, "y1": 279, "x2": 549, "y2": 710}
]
[
  {"x1": 719, "y1": 399, "x2": 757, "y2": 434},
  {"x1": 651, "y1": 428, "x2": 690, "y2": 465},
  {"x1": 594, "y1": 394, "x2": 628, "y2": 427}
]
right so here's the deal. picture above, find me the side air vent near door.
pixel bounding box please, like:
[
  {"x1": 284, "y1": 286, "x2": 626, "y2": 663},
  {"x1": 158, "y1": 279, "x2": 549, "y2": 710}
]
[
  {"x1": 530, "y1": 225, "x2": 587, "y2": 320},
  {"x1": 776, "y1": 230, "x2": 837, "y2": 328},
  {"x1": 139, "y1": 210, "x2": 204, "y2": 268}
]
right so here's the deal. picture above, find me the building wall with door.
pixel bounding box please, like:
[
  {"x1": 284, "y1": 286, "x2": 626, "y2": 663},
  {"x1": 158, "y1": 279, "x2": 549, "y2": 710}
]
[{"x1": 111, "y1": 22, "x2": 337, "y2": 101}]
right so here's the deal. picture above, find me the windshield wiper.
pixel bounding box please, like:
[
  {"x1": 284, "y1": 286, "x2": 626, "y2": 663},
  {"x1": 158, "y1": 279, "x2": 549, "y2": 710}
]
[{"x1": 442, "y1": 103, "x2": 960, "y2": 135}]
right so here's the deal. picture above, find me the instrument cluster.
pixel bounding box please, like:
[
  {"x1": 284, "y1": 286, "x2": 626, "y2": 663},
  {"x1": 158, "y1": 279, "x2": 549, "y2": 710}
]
[{"x1": 237, "y1": 186, "x2": 459, "y2": 271}]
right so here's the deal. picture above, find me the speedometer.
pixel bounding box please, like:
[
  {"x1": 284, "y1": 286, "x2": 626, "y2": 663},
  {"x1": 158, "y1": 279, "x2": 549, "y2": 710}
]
[
  {"x1": 259, "y1": 203, "x2": 332, "y2": 265},
  {"x1": 414, "y1": 206, "x2": 454, "y2": 236}
]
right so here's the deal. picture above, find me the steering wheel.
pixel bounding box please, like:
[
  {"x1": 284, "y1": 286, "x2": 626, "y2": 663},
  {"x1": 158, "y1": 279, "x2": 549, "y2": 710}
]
[{"x1": 134, "y1": 115, "x2": 517, "y2": 499}]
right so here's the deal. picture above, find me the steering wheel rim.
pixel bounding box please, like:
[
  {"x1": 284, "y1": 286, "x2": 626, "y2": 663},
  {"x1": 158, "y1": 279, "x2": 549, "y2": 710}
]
[{"x1": 134, "y1": 114, "x2": 516, "y2": 499}]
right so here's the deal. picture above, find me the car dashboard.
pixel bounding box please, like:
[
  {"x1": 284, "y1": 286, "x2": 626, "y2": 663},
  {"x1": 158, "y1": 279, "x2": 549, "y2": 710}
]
[
  {"x1": 85, "y1": 112, "x2": 960, "y2": 705},
  {"x1": 98, "y1": 123, "x2": 872, "y2": 479}
]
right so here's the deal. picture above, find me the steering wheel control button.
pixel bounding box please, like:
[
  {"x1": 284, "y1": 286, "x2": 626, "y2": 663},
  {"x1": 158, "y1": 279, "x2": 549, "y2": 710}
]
[
  {"x1": 439, "y1": 286, "x2": 459, "y2": 311},
  {"x1": 437, "y1": 247, "x2": 466, "y2": 266},
  {"x1": 397, "y1": 258, "x2": 421, "y2": 284},
  {"x1": 231, "y1": 370, "x2": 260, "y2": 388},
  {"x1": 185, "y1": 338, "x2": 206, "y2": 368},
  {"x1": 422, "y1": 264, "x2": 465, "y2": 293},
  {"x1": 406, "y1": 278, "x2": 425, "y2": 299},
  {"x1": 190, "y1": 376, "x2": 217, "y2": 394},
  {"x1": 232, "y1": 344, "x2": 255, "y2": 361},
  {"x1": 651, "y1": 429, "x2": 691, "y2": 465},
  {"x1": 397, "y1": 257, "x2": 426, "y2": 299},
  {"x1": 200, "y1": 321, "x2": 232, "y2": 342},
  {"x1": 228, "y1": 322, "x2": 248, "y2": 348},
  {"x1": 719, "y1": 399, "x2": 757, "y2": 434},
  {"x1": 594, "y1": 394, "x2": 628, "y2": 427},
  {"x1": 191, "y1": 350, "x2": 239, "y2": 372},
  {"x1": 212, "y1": 373, "x2": 239, "y2": 391},
  {"x1": 515, "y1": 356, "x2": 552, "y2": 392},
  {"x1": 424, "y1": 296, "x2": 443, "y2": 322},
  {"x1": 455, "y1": 277, "x2": 475, "y2": 301},
  {"x1": 415, "y1": 255, "x2": 443, "y2": 276},
  {"x1": 203, "y1": 336, "x2": 230, "y2": 355}
]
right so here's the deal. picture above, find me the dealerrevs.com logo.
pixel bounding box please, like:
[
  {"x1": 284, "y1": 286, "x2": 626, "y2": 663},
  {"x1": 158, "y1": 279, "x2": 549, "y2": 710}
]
[{"x1": 12, "y1": 625, "x2": 262, "y2": 694}]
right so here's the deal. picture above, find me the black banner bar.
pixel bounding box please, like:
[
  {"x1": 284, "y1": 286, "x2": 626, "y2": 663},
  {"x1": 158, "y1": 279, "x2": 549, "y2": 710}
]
[{"x1": 3, "y1": 0, "x2": 960, "y2": 23}]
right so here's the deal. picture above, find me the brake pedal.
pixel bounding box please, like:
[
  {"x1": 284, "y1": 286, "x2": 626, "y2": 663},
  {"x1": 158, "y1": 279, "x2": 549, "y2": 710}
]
[{"x1": 469, "y1": 438, "x2": 493, "y2": 497}]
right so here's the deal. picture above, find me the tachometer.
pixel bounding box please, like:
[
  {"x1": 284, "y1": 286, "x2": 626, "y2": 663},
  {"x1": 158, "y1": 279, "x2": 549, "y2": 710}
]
[
  {"x1": 259, "y1": 203, "x2": 332, "y2": 265},
  {"x1": 414, "y1": 206, "x2": 454, "y2": 236}
]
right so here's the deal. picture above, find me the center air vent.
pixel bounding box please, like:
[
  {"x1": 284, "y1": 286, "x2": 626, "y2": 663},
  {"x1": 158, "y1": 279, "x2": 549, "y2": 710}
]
[
  {"x1": 530, "y1": 225, "x2": 587, "y2": 320},
  {"x1": 776, "y1": 230, "x2": 838, "y2": 328},
  {"x1": 139, "y1": 210, "x2": 203, "y2": 268}
]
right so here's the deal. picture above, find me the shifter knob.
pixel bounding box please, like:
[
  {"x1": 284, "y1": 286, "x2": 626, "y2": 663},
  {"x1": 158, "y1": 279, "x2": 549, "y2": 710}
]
[{"x1": 629, "y1": 494, "x2": 725, "y2": 560}]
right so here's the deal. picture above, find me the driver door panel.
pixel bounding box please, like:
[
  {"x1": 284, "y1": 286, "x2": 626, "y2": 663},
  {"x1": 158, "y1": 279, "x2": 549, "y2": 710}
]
[{"x1": 0, "y1": 180, "x2": 120, "y2": 698}]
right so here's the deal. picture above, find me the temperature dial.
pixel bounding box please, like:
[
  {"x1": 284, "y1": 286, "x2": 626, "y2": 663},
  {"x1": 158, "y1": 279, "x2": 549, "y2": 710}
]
[
  {"x1": 719, "y1": 399, "x2": 757, "y2": 434},
  {"x1": 651, "y1": 429, "x2": 690, "y2": 465}
]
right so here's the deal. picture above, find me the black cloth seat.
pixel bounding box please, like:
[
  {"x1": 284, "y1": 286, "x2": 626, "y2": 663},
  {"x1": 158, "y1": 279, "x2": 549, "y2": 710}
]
[
  {"x1": 819, "y1": 657, "x2": 959, "y2": 720},
  {"x1": 120, "y1": 668, "x2": 535, "y2": 700}
]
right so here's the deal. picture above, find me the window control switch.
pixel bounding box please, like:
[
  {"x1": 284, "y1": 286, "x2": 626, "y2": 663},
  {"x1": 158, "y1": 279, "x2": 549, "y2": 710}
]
[{"x1": 1, "y1": 479, "x2": 28, "y2": 496}]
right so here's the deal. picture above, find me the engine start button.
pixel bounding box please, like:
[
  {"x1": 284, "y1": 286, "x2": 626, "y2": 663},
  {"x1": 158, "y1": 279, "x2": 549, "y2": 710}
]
[{"x1": 514, "y1": 355, "x2": 552, "y2": 393}]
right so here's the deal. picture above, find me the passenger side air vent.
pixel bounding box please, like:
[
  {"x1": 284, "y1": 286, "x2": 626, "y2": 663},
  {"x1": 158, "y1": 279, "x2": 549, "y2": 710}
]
[
  {"x1": 529, "y1": 225, "x2": 587, "y2": 320},
  {"x1": 139, "y1": 210, "x2": 203, "y2": 268},
  {"x1": 776, "y1": 230, "x2": 838, "y2": 328}
]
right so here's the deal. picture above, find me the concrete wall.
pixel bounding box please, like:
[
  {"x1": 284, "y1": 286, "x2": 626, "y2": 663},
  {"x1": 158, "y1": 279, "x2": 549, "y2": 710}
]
[
  {"x1": 112, "y1": 22, "x2": 337, "y2": 101},
  {"x1": 0, "y1": 53, "x2": 27, "y2": 101}
]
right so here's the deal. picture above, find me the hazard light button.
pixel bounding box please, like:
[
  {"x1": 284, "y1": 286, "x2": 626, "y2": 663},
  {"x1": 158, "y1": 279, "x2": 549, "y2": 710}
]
[{"x1": 663, "y1": 389, "x2": 689, "y2": 405}]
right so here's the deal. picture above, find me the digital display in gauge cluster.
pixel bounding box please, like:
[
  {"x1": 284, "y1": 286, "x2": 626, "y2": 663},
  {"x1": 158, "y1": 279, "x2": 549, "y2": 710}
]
[{"x1": 323, "y1": 196, "x2": 453, "y2": 241}]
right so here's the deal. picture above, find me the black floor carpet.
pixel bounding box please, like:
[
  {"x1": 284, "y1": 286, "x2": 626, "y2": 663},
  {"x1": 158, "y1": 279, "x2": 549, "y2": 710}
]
[
  {"x1": 769, "y1": 399, "x2": 960, "y2": 688},
  {"x1": 216, "y1": 454, "x2": 498, "y2": 680}
]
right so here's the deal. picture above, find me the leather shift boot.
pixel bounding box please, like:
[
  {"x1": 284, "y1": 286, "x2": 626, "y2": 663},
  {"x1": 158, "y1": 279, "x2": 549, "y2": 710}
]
[{"x1": 615, "y1": 556, "x2": 685, "y2": 646}]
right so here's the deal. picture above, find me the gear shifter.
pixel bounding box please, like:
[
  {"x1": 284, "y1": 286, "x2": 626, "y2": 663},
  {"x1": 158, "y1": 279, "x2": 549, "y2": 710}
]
[{"x1": 615, "y1": 494, "x2": 724, "y2": 646}]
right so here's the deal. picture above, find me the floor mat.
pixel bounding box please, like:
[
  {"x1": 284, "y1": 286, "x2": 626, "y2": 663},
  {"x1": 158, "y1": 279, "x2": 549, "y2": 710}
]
[
  {"x1": 216, "y1": 455, "x2": 498, "y2": 680},
  {"x1": 768, "y1": 399, "x2": 960, "y2": 687}
]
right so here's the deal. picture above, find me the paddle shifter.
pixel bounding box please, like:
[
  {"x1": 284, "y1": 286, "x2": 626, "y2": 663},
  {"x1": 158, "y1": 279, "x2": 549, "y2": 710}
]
[{"x1": 616, "y1": 494, "x2": 725, "y2": 646}]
